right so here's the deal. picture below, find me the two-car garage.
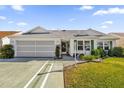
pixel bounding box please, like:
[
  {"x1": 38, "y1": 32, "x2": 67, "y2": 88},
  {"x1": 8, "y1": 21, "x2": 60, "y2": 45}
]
[{"x1": 15, "y1": 40, "x2": 56, "y2": 57}]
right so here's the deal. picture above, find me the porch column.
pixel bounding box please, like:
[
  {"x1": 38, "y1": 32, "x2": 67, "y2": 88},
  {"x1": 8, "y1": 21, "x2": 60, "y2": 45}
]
[
  {"x1": 94, "y1": 40, "x2": 97, "y2": 49},
  {"x1": 91, "y1": 40, "x2": 94, "y2": 50},
  {"x1": 83, "y1": 40, "x2": 85, "y2": 55}
]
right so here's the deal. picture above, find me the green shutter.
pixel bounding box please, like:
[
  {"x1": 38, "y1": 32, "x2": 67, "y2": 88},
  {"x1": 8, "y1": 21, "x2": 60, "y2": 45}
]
[
  {"x1": 91, "y1": 40, "x2": 94, "y2": 50},
  {"x1": 110, "y1": 41, "x2": 113, "y2": 49}
]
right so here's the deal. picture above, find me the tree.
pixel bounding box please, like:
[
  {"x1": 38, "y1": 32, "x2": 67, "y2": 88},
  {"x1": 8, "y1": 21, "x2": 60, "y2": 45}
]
[
  {"x1": 0, "y1": 44, "x2": 14, "y2": 59},
  {"x1": 55, "y1": 45, "x2": 60, "y2": 59}
]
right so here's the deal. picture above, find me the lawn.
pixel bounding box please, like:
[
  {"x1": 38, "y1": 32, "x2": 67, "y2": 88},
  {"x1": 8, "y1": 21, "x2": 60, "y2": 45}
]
[{"x1": 64, "y1": 57, "x2": 124, "y2": 88}]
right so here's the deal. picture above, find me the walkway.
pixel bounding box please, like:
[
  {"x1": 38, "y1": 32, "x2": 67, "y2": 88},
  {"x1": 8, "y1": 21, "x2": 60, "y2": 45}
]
[{"x1": 24, "y1": 61, "x2": 64, "y2": 88}]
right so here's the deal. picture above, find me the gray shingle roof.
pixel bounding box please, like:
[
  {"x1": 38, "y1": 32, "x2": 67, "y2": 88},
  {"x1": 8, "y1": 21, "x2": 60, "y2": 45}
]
[
  {"x1": 24, "y1": 26, "x2": 47, "y2": 34},
  {"x1": 99, "y1": 35, "x2": 119, "y2": 40},
  {"x1": 50, "y1": 29, "x2": 105, "y2": 37},
  {"x1": 9, "y1": 26, "x2": 117, "y2": 40},
  {"x1": 109, "y1": 33, "x2": 124, "y2": 37}
]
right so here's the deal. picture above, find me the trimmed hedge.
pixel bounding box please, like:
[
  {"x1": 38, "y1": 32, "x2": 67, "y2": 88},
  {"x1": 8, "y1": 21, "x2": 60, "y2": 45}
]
[{"x1": 0, "y1": 44, "x2": 14, "y2": 59}]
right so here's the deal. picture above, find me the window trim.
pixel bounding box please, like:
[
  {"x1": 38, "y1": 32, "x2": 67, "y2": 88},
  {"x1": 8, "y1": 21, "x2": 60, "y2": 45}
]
[
  {"x1": 97, "y1": 40, "x2": 111, "y2": 50},
  {"x1": 77, "y1": 40, "x2": 83, "y2": 51},
  {"x1": 104, "y1": 41, "x2": 110, "y2": 50},
  {"x1": 85, "y1": 41, "x2": 90, "y2": 51}
]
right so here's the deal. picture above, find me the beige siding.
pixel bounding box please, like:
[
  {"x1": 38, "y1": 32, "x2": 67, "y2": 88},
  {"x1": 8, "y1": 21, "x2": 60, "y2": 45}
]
[
  {"x1": 116, "y1": 38, "x2": 124, "y2": 48},
  {"x1": 108, "y1": 33, "x2": 124, "y2": 48}
]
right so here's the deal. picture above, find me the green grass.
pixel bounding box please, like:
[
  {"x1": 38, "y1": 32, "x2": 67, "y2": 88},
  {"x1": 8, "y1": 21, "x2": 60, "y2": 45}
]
[{"x1": 64, "y1": 57, "x2": 124, "y2": 88}]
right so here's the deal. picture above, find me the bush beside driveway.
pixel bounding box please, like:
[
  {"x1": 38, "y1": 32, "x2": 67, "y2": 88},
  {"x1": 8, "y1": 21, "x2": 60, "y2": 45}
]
[{"x1": 64, "y1": 57, "x2": 124, "y2": 88}]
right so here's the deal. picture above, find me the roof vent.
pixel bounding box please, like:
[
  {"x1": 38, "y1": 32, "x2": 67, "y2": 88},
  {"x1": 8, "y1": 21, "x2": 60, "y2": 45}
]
[
  {"x1": 74, "y1": 34, "x2": 89, "y2": 37},
  {"x1": 88, "y1": 28, "x2": 93, "y2": 30},
  {"x1": 62, "y1": 30, "x2": 66, "y2": 32}
]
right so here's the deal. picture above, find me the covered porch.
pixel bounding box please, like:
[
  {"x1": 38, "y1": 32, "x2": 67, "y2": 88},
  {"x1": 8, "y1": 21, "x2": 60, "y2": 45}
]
[{"x1": 69, "y1": 38, "x2": 116, "y2": 56}]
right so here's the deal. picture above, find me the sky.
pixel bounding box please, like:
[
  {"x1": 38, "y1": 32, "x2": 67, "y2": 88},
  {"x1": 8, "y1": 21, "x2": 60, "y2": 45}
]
[{"x1": 0, "y1": 5, "x2": 124, "y2": 33}]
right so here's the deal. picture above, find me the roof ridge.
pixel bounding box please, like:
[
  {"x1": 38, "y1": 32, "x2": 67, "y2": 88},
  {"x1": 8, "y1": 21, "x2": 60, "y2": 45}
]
[{"x1": 23, "y1": 26, "x2": 47, "y2": 34}]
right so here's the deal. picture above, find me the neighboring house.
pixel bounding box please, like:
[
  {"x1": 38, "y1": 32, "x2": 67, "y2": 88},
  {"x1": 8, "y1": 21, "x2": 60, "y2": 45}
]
[
  {"x1": 0, "y1": 31, "x2": 20, "y2": 47},
  {"x1": 8, "y1": 26, "x2": 118, "y2": 58},
  {"x1": 109, "y1": 33, "x2": 124, "y2": 48}
]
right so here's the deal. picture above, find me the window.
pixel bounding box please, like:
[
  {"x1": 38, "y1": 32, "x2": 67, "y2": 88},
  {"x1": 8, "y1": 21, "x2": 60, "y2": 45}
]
[
  {"x1": 97, "y1": 41, "x2": 103, "y2": 49},
  {"x1": 97, "y1": 41, "x2": 110, "y2": 50},
  {"x1": 85, "y1": 41, "x2": 90, "y2": 51},
  {"x1": 78, "y1": 41, "x2": 83, "y2": 50},
  {"x1": 104, "y1": 41, "x2": 110, "y2": 50}
]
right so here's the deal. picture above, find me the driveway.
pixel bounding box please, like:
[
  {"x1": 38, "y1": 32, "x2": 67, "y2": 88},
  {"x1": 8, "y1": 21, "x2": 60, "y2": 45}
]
[
  {"x1": 0, "y1": 59, "x2": 64, "y2": 88},
  {"x1": 25, "y1": 60, "x2": 64, "y2": 88}
]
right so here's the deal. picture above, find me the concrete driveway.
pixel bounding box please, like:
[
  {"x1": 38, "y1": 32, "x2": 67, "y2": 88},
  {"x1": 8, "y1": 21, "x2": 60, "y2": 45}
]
[
  {"x1": 25, "y1": 60, "x2": 64, "y2": 88},
  {"x1": 0, "y1": 59, "x2": 64, "y2": 88}
]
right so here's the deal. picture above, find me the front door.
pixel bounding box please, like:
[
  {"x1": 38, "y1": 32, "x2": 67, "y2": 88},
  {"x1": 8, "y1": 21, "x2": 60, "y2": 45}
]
[
  {"x1": 84, "y1": 41, "x2": 91, "y2": 55},
  {"x1": 61, "y1": 41, "x2": 69, "y2": 54}
]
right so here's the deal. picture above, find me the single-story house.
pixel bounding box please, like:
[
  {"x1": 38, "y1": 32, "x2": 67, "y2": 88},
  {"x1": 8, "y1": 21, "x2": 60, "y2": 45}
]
[
  {"x1": 109, "y1": 33, "x2": 124, "y2": 48},
  {"x1": 8, "y1": 26, "x2": 118, "y2": 58},
  {"x1": 0, "y1": 31, "x2": 20, "y2": 47}
]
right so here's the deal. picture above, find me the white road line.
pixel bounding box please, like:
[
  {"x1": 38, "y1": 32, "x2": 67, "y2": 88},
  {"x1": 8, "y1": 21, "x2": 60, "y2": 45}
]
[
  {"x1": 24, "y1": 61, "x2": 48, "y2": 88},
  {"x1": 40, "y1": 63, "x2": 54, "y2": 88}
]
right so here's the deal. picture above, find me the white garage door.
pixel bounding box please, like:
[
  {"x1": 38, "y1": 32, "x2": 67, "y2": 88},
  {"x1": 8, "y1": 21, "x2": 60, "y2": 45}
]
[{"x1": 16, "y1": 40, "x2": 55, "y2": 57}]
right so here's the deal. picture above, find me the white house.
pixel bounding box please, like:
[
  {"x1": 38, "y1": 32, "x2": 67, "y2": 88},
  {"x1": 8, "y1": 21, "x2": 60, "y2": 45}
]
[
  {"x1": 0, "y1": 31, "x2": 20, "y2": 47},
  {"x1": 8, "y1": 26, "x2": 118, "y2": 58}
]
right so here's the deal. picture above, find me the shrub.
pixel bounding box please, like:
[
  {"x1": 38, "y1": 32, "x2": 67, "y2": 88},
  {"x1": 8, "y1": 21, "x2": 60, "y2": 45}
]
[
  {"x1": 98, "y1": 48, "x2": 106, "y2": 58},
  {"x1": 108, "y1": 49, "x2": 113, "y2": 57},
  {"x1": 91, "y1": 48, "x2": 106, "y2": 58},
  {"x1": 81, "y1": 55, "x2": 94, "y2": 61},
  {"x1": 55, "y1": 45, "x2": 60, "y2": 58},
  {"x1": 93, "y1": 55, "x2": 100, "y2": 59},
  {"x1": 91, "y1": 49, "x2": 95, "y2": 55},
  {"x1": 79, "y1": 54, "x2": 84, "y2": 60},
  {"x1": 0, "y1": 44, "x2": 14, "y2": 59},
  {"x1": 111, "y1": 47, "x2": 123, "y2": 57},
  {"x1": 91, "y1": 49, "x2": 100, "y2": 57},
  {"x1": 123, "y1": 49, "x2": 124, "y2": 56}
]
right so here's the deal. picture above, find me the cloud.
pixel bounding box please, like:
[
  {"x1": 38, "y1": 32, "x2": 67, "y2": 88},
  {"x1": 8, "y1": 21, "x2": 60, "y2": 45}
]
[
  {"x1": 100, "y1": 21, "x2": 113, "y2": 29},
  {"x1": 8, "y1": 21, "x2": 14, "y2": 24},
  {"x1": 102, "y1": 21, "x2": 113, "y2": 25},
  {"x1": 93, "y1": 7, "x2": 124, "y2": 15},
  {"x1": 17, "y1": 22, "x2": 28, "y2": 26},
  {"x1": 101, "y1": 25, "x2": 108, "y2": 29},
  {"x1": 69, "y1": 18, "x2": 76, "y2": 22},
  {"x1": 79, "y1": 5, "x2": 94, "y2": 10},
  {"x1": 0, "y1": 16, "x2": 7, "y2": 20},
  {"x1": 11, "y1": 5, "x2": 24, "y2": 11}
]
